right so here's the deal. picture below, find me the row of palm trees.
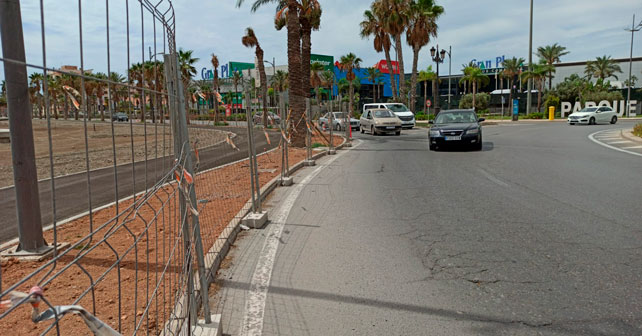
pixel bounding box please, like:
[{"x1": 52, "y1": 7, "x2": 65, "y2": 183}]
[
  {"x1": 360, "y1": 0, "x2": 444, "y2": 112},
  {"x1": 237, "y1": 0, "x2": 323, "y2": 147}
]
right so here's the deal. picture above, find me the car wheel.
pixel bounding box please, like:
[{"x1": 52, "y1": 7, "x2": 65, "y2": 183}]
[
  {"x1": 589, "y1": 117, "x2": 595, "y2": 125},
  {"x1": 429, "y1": 144, "x2": 436, "y2": 151},
  {"x1": 360, "y1": 126, "x2": 364, "y2": 134},
  {"x1": 335, "y1": 124, "x2": 341, "y2": 131},
  {"x1": 371, "y1": 126, "x2": 376, "y2": 135},
  {"x1": 610, "y1": 116, "x2": 617, "y2": 124},
  {"x1": 473, "y1": 141, "x2": 483, "y2": 151},
  {"x1": 395, "y1": 131, "x2": 401, "y2": 136}
]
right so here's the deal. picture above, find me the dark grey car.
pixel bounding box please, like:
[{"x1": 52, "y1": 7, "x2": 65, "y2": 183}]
[{"x1": 428, "y1": 109, "x2": 484, "y2": 151}]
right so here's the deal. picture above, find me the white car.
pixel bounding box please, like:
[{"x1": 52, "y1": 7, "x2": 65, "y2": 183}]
[
  {"x1": 567, "y1": 106, "x2": 618, "y2": 125},
  {"x1": 363, "y1": 103, "x2": 415, "y2": 129}
]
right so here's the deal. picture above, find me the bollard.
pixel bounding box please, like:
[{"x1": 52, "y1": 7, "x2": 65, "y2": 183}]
[{"x1": 549, "y1": 106, "x2": 555, "y2": 121}]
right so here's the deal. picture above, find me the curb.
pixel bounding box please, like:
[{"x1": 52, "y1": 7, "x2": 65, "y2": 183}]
[{"x1": 621, "y1": 129, "x2": 642, "y2": 143}]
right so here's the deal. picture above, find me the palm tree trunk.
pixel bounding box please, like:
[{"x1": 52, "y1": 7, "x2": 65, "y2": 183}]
[
  {"x1": 301, "y1": 26, "x2": 312, "y2": 100},
  {"x1": 472, "y1": 81, "x2": 477, "y2": 110},
  {"x1": 409, "y1": 47, "x2": 420, "y2": 113},
  {"x1": 537, "y1": 80, "x2": 542, "y2": 113},
  {"x1": 549, "y1": 72, "x2": 553, "y2": 91},
  {"x1": 394, "y1": 34, "x2": 405, "y2": 97},
  {"x1": 431, "y1": 78, "x2": 437, "y2": 112},
  {"x1": 256, "y1": 48, "x2": 269, "y2": 126},
  {"x1": 349, "y1": 82, "x2": 354, "y2": 117},
  {"x1": 383, "y1": 48, "x2": 398, "y2": 99},
  {"x1": 63, "y1": 94, "x2": 69, "y2": 120},
  {"x1": 423, "y1": 81, "x2": 427, "y2": 113},
  {"x1": 287, "y1": 0, "x2": 305, "y2": 147},
  {"x1": 508, "y1": 79, "x2": 513, "y2": 108}
]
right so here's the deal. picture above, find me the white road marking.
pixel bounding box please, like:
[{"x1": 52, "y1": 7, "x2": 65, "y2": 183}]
[
  {"x1": 623, "y1": 145, "x2": 642, "y2": 149},
  {"x1": 607, "y1": 141, "x2": 633, "y2": 144},
  {"x1": 239, "y1": 141, "x2": 361, "y2": 336},
  {"x1": 478, "y1": 168, "x2": 509, "y2": 187},
  {"x1": 596, "y1": 137, "x2": 621, "y2": 140},
  {"x1": 588, "y1": 130, "x2": 642, "y2": 158}
]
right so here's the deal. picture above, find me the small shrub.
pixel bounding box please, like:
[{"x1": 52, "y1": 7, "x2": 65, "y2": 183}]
[
  {"x1": 525, "y1": 112, "x2": 545, "y2": 119},
  {"x1": 633, "y1": 123, "x2": 642, "y2": 137},
  {"x1": 458, "y1": 93, "x2": 490, "y2": 111},
  {"x1": 311, "y1": 142, "x2": 325, "y2": 148}
]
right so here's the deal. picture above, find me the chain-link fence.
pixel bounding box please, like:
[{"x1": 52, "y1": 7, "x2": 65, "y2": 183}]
[{"x1": 0, "y1": 1, "x2": 344, "y2": 335}]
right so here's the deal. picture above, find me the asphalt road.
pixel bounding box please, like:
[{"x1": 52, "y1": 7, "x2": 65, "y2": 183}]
[
  {"x1": 213, "y1": 120, "x2": 642, "y2": 335},
  {"x1": 0, "y1": 127, "x2": 281, "y2": 245}
]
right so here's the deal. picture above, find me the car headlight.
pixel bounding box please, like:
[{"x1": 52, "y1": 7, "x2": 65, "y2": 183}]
[
  {"x1": 466, "y1": 128, "x2": 479, "y2": 135},
  {"x1": 429, "y1": 130, "x2": 440, "y2": 137}
]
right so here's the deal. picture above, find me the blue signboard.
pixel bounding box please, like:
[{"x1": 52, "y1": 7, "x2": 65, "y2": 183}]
[{"x1": 512, "y1": 99, "x2": 519, "y2": 115}]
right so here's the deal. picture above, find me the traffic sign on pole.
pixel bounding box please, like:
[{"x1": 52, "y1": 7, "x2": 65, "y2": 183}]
[{"x1": 426, "y1": 99, "x2": 432, "y2": 108}]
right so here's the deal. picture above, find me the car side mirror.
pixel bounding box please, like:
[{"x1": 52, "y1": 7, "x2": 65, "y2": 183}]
[
  {"x1": 428, "y1": 120, "x2": 434, "y2": 124},
  {"x1": 478, "y1": 118, "x2": 485, "y2": 122}
]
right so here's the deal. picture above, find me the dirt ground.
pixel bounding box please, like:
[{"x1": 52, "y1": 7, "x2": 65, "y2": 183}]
[
  {"x1": 0, "y1": 120, "x2": 228, "y2": 187},
  {"x1": 0, "y1": 134, "x2": 341, "y2": 335}
]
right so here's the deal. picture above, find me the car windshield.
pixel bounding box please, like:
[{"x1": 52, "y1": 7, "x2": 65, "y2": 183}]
[
  {"x1": 435, "y1": 111, "x2": 477, "y2": 124},
  {"x1": 386, "y1": 104, "x2": 409, "y2": 112},
  {"x1": 579, "y1": 107, "x2": 598, "y2": 113},
  {"x1": 374, "y1": 110, "x2": 395, "y2": 118},
  {"x1": 332, "y1": 112, "x2": 347, "y2": 119}
]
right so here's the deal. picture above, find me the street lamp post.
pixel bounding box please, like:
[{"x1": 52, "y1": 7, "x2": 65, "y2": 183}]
[
  {"x1": 430, "y1": 45, "x2": 447, "y2": 114},
  {"x1": 526, "y1": 0, "x2": 533, "y2": 116},
  {"x1": 625, "y1": 15, "x2": 642, "y2": 117},
  {"x1": 264, "y1": 58, "x2": 276, "y2": 109}
]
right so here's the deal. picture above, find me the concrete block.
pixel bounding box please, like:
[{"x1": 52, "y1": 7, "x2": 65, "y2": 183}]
[
  {"x1": 304, "y1": 159, "x2": 316, "y2": 167},
  {"x1": 242, "y1": 211, "x2": 268, "y2": 229},
  {"x1": 192, "y1": 314, "x2": 222, "y2": 336},
  {"x1": 0, "y1": 129, "x2": 9, "y2": 143},
  {"x1": 328, "y1": 149, "x2": 337, "y2": 155},
  {"x1": 343, "y1": 142, "x2": 353, "y2": 147},
  {"x1": 1, "y1": 242, "x2": 69, "y2": 261},
  {"x1": 281, "y1": 176, "x2": 294, "y2": 186}
]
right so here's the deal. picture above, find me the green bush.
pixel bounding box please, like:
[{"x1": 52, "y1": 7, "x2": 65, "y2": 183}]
[
  {"x1": 524, "y1": 112, "x2": 545, "y2": 119},
  {"x1": 227, "y1": 113, "x2": 247, "y2": 121},
  {"x1": 458, "y1": 93, "x2": 490, "y2": 111},
  {"x1": 414, "y1": 113, "x2": 435, "y2": 121}
]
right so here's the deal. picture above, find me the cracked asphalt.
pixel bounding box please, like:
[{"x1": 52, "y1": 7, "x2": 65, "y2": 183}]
[{"x1": 213, "y1": 120, "x2": 642, "y2": 335}]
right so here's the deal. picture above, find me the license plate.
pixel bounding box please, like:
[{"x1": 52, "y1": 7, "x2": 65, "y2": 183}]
[
  {"x1": 445, "y1": 136, "x2": 461, "y2": 141},
  {"x1": 386, "y1": 126, "x2": 395, "y2": 129}
]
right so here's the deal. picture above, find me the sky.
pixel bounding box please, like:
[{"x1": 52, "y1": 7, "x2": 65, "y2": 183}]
[{"x1": 2, "y1": 0, "x2": 642, "y2": 80}]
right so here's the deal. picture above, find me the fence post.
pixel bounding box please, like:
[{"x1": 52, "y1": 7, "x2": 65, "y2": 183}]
[
  {"x1": 0, "y1": 0, "x2": 47, "y2": 253},
  {"x1": 244, "y1": 86, "x2": 257, "y2": 212},
  {"x1": 164, "y1": 53, "x2": 212, "y2": 324}
]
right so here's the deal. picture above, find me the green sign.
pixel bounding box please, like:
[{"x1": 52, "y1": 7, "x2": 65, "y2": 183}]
[
  {"x1": 310, "y1": 54, "x2": 334, "y2": 71},
  {"x1": 228, "y1": 62, "x2": 255, "y2": 77}
]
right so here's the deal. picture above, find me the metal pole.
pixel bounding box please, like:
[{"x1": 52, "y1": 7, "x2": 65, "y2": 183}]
[
  {"x1": 434, "y1": 44, "x2": 440, "y2": 114},
  {"x1": 329, "y1": 95, "x2": 334, "y2": 151},
  {"x1": 526, "y1": 0, "x2": 533, "y2": 116},
  {"x1": 626, "y1": 14, "x2": 639, "y2": 118},
  {"x1": 244, "y1": 85, "x2": 257, "y2": 212},
  {"x1": 448, "y1": 45, "x2": 452, "y2": 108},
  {"x1": 306, "y1": 98, "x2": 311, "y2": 161},
  {"x1": 250, "y1": 88, "x2": 262, "y2": 212},
  {"x1": 165, "y1": 54, "x2": 211, "y2": 324},
  {"x1": 0, "y1": 0, "x2": 46, "y2": 252}
]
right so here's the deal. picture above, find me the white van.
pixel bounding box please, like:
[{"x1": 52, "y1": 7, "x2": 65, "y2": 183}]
[{"x1": 362, "y1": 103, "x2": 415, "y2": 129}]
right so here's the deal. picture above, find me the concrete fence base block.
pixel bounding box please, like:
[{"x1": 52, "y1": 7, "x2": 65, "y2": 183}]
[
  {"x1": 0, "y1": 129, "x2": 10, "y2": 143},
  {"x1": 242, "y1": 211, "x2": 268, "y2": 229},
  {"x1": 192, "y1": 314, "x2": 222, "y2": 336},
  {"x1": 304, "y1": 159, "x2": 316, "y2": 167},
  {"x1": 343, "y1": 142, "x2": 353, "y2": 147},
  {"x1": 328, "y1": 149, "x2": 337, "y2": 155},
  {"x1": 1, "y1": 242, "x2": 70, "y2": 261},
  {"x1": 281, "y1": 176, "x2": 294, "y2": 186}
]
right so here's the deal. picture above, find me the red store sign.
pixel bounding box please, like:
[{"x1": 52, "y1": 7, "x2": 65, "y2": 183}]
[{"x1": 373, "y1": 60, "x2": 400, "y2": 74}]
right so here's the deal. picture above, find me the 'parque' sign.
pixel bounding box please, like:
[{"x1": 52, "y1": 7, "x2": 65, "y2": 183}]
[{"x1": 561, "y1": 100, "x2": 638, "y2": 117}]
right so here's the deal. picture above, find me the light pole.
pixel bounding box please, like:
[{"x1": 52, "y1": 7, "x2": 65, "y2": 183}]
[
  {"x1": 625, "y1": 15, "x2": 642, "y2": 117},
  {"x1": 264, "y1": 58, "x2": 276, "y2": 108},
  {"x1": 445, "y1": 46, "x2": 452, "y2": 108},
  {"x1": 526, "y1": 0, "x2": 533, "y2": 116},
  {"x1": 430, "y1": 45, "x2": 447, "y2": 114}
]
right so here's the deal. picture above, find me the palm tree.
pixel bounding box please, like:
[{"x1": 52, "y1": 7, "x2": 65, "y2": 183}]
[
  {"x1": 365, "y1": 67, "x2": 383, "y2": 103},
  {"x1": 585, "y1": 55, "x2": 622, "y2": 81},
  {"x1": 271, "y1": 70, "x2": 289, "y2": 92},
  {"x1": 376, "y1": 0, "x2": 411, "y2": 97},
  {"x1": 338, "y1": 53, "x2": 362, "y2": 118},
  {"x1": 360, "y1": 5, "x2": 398, "y2": 99},
  {"x1": 29, "y1": 73, "x2": 44, "y2": 118},
  {"x1": 46, "y1": 75, "x2": 62, "y2": 119},
  {"x1": 520, "y1": 63, "x2": 548, "y2": 113},
  {"x1": 500, "y1": 57, "x2": 525, "y2": 106},
  {"x1": 242, "y1": 27, "x2": 270, "y2": 126},
  {"x1": 418, "y1": 65, "x2": 436, "y2": 113},
  {"x1": 406, "y1": 0, "x2": 443, "y2": 112},
  {"x1": 321, "y1": 70, "x2": 335, "y2": 103},
  {"x1": 178, "y1": 48, "x2": 199, "y2": 122},
  {"x1": 238, "y1": 0, "x2": 306, "y2": 147},
  {"x1": 536, "y1": 43, "x2": 569, "y2": 90},
  {"x1": 461, "y1": 66, "x2": 489, "y2": 110},
  {"x1": 211, "y1": 54, "x2": 221, "y2": 124},
  {"x1": 128, "y1": 62, "x2": 145, "y2": 120},
  {"x1": 310, "y1": 61, "x2": 325, "y2": 108},
  {"x1": 232, "y1": 71, "x2": 242, "y2": 116}
]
